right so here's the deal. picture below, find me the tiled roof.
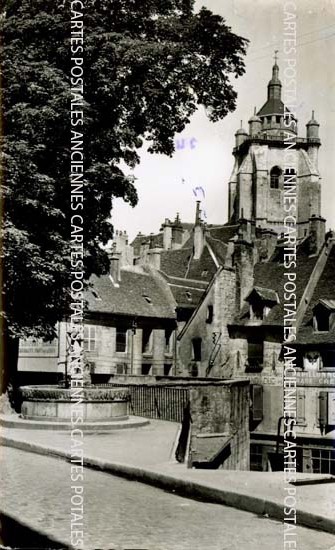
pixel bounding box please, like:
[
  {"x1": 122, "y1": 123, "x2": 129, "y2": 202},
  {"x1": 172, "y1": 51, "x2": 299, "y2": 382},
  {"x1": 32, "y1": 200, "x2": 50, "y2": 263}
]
[
  {"x1": 186, "y1": 246, "x2": 218, "y2": 281},
  {"x1": 245, "y1": 287, "x2": 279, "y2": 304},
  {"x1": 206, "y1": 237, "x2": 227, "y2": 265},
  {"x1": 160, "y1": 247, "x2": 193, "y2": 278},
  {"x1": 296, "y1": 243, "x2": 335, "y2": 344},
  {"x1": 86, "y1": 267, "x2": 176, "y2": 319},
  {"x1": 295, "y1": 326, "x2": 335, "y2": 346},
  {"x1": 169, "y1": 285, "x2": 205, "y2": 309},
  {"x1": 314, "y1": 299, "x2": 335, "y2": 311},
  {"x1": 131, "y1": 233, "x2": 163, "y2": 256},
  {"x1": 207, "y1": 224, "x2": 239, "y2": 244},
  {"x1": 234, "y1": 242, "x2": 319, "y2": 327},
  {"x1": 164, "y1": 276, "x2": 208, "y2": 290},
  {"x1": 258, "y1": 98, "x2": 285, "y2": 117}
]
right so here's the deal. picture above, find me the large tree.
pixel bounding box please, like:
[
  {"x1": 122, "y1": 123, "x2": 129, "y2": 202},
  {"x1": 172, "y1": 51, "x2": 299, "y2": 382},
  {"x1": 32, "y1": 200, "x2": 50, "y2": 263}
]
[{"x1": 0, "y1": 0, "x2": 247, "y2": 396}]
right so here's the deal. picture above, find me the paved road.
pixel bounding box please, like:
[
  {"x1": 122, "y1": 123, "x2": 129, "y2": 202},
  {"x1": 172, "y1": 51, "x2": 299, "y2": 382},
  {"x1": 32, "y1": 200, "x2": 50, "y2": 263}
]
[{"x1": 1, "y1": 447, "x2": 334, "y2": 550}]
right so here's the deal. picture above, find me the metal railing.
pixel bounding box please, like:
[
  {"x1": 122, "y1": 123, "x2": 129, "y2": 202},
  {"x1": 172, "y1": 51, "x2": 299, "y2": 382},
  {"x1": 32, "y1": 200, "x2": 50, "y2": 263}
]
[{"x1": 97, "y1": 383, "x2": 189, "y2": 423}]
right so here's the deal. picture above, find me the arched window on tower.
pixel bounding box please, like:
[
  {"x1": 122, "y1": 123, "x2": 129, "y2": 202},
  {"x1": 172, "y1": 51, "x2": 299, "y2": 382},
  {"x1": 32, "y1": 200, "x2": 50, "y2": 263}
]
[{"x1": 270, "y1": 166, "x2": 282, "y2": 189}]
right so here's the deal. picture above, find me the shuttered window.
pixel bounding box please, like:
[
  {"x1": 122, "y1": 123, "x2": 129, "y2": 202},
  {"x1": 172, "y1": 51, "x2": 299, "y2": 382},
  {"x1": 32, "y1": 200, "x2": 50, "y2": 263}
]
[
  {"x1": 328, "y1": 392, "x2": 335, "y2": 425},
  {"x1": 318, "y1": 391, "x2": 328, "y2": 427},
  {"x1": 251, "y1": 385, "x2": 263, "y2": 422},
  {"x1": 297, "y1": 391, "x2": 306, "y2": 426}
]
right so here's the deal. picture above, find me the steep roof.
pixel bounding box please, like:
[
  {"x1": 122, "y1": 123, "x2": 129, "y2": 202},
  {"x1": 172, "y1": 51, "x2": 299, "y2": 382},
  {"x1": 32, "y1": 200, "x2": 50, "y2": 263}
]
[
  {"x1": 233, "y1": 242, "x2": 319, "y2": 327},
  {"x1": 160, "y1": 247, "x2": 194, "y2": 279},
  {"x1": 131, "y1": 232, "x2": 163, "y2": 256},
  {"x1": 245, "y1": 287, "x2": 279, "y2": 304},
  {"x1": 207, "y1": 224, "x2": 239, "y2": 243},
  {"x1": 296, "y1": 243, "x2": 335, "y2": 344},
  {"x1": 86, "y1": 267, "x2": 176, "y2": 320},
  {"x1": 258, "y1": 98, "x2": 285, "y2": 117}
]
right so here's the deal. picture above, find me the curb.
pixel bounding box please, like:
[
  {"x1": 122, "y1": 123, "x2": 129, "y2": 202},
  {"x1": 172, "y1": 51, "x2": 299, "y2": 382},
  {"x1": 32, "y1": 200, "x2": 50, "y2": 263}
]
[
  {"x1": 0, "y1": 414, "x2": 150, "y2": 432},
  {"x1": 1, "y1": 436, "x2": 335, "y2": 536}
]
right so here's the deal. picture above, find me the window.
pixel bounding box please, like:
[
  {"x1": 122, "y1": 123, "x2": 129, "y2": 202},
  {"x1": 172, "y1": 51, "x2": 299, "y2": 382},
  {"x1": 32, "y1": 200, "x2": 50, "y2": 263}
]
[
  {"x1": 270, "y1": 166, "x2": 282, "y2": 189},
  {"x1": 116, "y1": 327, "x2": 127, "y2": 353},
  {"x1": 250, "y1": 301, "x2": 264, "y2": 321},
  {"x1": 314, "y1": 310, "x2": 330, "y2": 332},
  {"x1": 250, "y1": 444, "x2": 264, "y2": 471},
  {"x1": 247, "y1": 338, "x2": 263, "y2": 369},
  {"x1": 141, "y1": 364, "x2": 152, "y2": 375},
  {"x1": 297, "y1": 390, "x2": 306, "y2": 426},
  {"x1": 164, "y1": 364, "x2": 172, "y2": 376},
  {"x1": 311, "y1": 449, "x2": 335, "y2": 475},
  {"x1": 276, "y1": 116, "x2": 281, "y2": 124},
  {"x1": 321, "y1": 350, "x2": 335, "y2": 370},
  {"x1": 165, "y1": 329, "x2": 174, "y2": 354},
  {"x1": 250, "y1": 385, "x2": 263, "y2": 421},
  {"x1": 206, "y1": 305, "x2": 214, "y2": 324},
  {"x1": 186, "y1": 291, "x2": 192, "y2": 302},
  {"x1": 192, "y1": 338, "x2": 202, "y2": 361},
  {"x1": 84, "y1": 325, "x2": 96, "y2": 352},
  {"x1": 91, "y1": 289, "x2": 101, "y2": 300},
  {"x1": 142, "y1": 328, "x2": 153, "y2": 354}
]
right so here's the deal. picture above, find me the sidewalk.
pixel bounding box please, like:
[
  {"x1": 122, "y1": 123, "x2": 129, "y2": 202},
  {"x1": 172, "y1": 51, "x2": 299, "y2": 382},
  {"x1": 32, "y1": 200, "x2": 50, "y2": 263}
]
[{"x1": 1, "y1": 418, "x2": 335, "y2": 536}]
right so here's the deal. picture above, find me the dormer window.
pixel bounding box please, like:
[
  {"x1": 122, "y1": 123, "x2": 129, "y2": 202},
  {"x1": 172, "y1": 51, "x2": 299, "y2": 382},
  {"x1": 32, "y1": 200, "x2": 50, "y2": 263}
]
[
  {"x1": 270, "y1": 166, "x2": 282, "y2": 189},
  {"x1": 313, "y1": 300, "x2": 335, "y2": 332},
  {"x1": 245, "y1": 287, "x2": 279, "y2": 323}
]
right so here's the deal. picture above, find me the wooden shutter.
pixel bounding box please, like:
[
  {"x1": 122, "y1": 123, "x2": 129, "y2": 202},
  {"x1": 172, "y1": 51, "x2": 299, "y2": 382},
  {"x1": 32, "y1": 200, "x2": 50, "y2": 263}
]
[
  {"x1": 318, "y1": 391, "x2": 328, "y2": 426},
  {"x1": 252, "y1": 385, "x2": 263, "y2": 422},
  {"x1": 297, "y1": 391, "x2": 306, "y2": 425},
  {"x1": 328, "y1": 392, "x2": 335, "y2": 425}
]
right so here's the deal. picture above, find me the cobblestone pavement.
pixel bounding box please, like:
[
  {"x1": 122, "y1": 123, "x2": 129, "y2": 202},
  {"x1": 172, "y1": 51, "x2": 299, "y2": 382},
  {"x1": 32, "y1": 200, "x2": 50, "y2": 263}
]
[{"x1": 1, "y1": 447, "x2": 335, "y2": 550}]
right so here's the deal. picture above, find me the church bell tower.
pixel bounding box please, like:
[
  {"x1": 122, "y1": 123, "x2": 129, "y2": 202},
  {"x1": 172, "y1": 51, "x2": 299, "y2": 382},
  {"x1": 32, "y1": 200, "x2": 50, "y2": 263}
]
[{"x1": 228, "y1": 56, "x2": 323, "y2": 241}]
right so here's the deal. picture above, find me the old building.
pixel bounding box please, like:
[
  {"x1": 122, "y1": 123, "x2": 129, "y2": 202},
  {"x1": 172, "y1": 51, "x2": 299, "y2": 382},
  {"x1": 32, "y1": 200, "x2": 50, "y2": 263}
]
[
  {"x1": 143, "y1": 60, "x2": 335, "y2": 474},
  {"x1": 18, "y1": 257, "x2": 177, "y2": 383}
]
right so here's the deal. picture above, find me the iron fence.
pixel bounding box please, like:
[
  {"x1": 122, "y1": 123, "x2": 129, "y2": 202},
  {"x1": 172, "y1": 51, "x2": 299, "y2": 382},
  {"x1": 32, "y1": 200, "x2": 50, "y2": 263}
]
[{"x1": 97, "y1": 383, "x2": 189, "y2": 423}]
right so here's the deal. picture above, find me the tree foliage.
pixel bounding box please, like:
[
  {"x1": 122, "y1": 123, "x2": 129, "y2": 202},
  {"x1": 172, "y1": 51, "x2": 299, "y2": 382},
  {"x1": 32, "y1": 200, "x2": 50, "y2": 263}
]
[{"x1": 0, "y1": 0, "x2": 247, "y2": 342}]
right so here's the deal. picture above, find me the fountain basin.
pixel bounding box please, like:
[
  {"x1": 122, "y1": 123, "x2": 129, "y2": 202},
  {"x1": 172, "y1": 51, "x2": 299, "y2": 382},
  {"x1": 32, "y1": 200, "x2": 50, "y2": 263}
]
[{"x1": 19, "y1": 385, "x2": 130, "y2": 422}]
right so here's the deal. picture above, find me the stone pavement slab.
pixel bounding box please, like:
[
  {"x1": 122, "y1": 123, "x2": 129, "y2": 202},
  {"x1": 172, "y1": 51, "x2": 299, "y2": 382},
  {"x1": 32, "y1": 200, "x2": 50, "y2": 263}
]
[{"x1": 1, "y1": 419, "x2": 335, "y2": 535}]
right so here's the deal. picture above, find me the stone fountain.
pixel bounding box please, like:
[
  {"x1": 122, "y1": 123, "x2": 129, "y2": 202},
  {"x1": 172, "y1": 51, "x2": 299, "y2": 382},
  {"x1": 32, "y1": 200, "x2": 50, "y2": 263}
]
[{"x1": 0, "y1": 363, "x2": 149, "y2": 431}]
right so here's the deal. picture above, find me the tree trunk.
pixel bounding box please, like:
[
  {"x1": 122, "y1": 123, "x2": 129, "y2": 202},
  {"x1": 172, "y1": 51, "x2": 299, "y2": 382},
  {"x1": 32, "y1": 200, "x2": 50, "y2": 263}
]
[{"x1": 0, "y1": 327, "x2": 20, "y2": 410}]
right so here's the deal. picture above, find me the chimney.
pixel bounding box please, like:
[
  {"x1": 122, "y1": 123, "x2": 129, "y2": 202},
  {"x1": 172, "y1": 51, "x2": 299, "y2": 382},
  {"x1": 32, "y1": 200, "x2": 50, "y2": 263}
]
[
  {"x1": 171, "y1": 212, "x2": 184, "y2": 249},
  {"x1": 308, "y1": 215, "x2": 326, "y2": 255},
  {"x1": 162, "y1": 218, "x2": 172, "y2": 250},
  {"x1": 232, "y1": 237, "x2": 256, "y2": 309},
  {"x1": 147, "y1": 248, "x2": 161, "y2": 270},
  {"x1": 108, "y1": 247, "x2": 121, "y2": 285},
  {"x1": 193, "y1": 201, "x2": 205, "y2": 260}
]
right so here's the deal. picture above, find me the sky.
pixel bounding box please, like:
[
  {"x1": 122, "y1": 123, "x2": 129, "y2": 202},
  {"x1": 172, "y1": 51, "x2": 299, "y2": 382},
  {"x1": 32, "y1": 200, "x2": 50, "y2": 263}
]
[{"x1": 112, "y1": 0, "x2": 335, "y2": 241}]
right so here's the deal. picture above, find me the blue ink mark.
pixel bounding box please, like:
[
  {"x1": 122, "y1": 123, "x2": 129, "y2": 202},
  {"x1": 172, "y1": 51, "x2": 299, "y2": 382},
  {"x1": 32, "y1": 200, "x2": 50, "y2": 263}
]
[
  {"x1": 175, "y1": 138, "x2": 185, "y2": 150},
  {"x1": 192, "y1": 186, "x2": 205, "y2": 199},
  {"x1": 175, "y1": 137, "x2": 197, "y2": 151}
]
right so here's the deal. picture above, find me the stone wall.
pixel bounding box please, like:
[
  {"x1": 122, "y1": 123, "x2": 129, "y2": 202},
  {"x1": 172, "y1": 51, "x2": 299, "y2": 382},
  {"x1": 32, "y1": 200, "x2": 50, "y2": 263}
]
[
  {"x1": 176, "y1": 268, "x2": 237, "y2": 378},
  {"x1": 188, "y1": 380, "x2": 250, "y2": 470}
]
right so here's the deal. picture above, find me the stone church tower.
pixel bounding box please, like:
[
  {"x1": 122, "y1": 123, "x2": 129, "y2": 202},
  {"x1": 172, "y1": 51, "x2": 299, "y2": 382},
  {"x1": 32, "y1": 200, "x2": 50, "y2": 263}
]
[{"x1": 228, "y1": 59, "x2": 324, "y2": 241}]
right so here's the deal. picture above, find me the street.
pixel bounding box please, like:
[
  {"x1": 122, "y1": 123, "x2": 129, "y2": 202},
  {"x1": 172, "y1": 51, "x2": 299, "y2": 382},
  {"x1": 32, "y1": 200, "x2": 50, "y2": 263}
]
[{"x1": 0, "y1": 447, "x2": 334, "y2": 550}]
